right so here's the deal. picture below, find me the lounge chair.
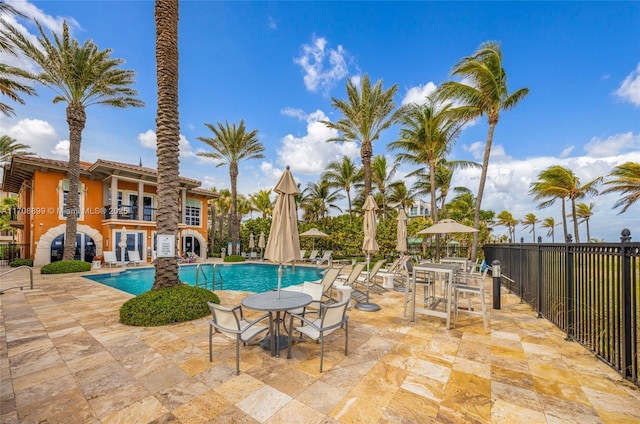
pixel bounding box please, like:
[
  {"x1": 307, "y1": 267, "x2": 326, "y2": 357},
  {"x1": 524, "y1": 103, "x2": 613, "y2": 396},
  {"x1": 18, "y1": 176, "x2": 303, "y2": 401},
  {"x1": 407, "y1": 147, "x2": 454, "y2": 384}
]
[
  {"x1": 303, "y1": 250, "x2": 319, "y2": 263},
  {"x1": 312, "y1": 265, "x2": 345, "y2": 304},
  {"x1": 286, "y1": 299, "x2": 349, "y2": 372},
  {"x1": 103, "y1": 251, "x2": 121, "y2": 268},
  {"x1": 296, "y1": 250, "x2": 307, "y2": 262},
  {"x1": 334, "y1": 262, "x2": 367, "y2": 303},
  {"x1": 357, "y1": 259, "x2": 387, "y2": 294},
  {"x1": 315, "y1": 250, "x2": 333, "y2": 265},
  {"x1": 207, "y1": 302, "x2": 271, "y2": 375},
  {"x1": 127, "y1": 250, "x2": 145, "y2": 266}
]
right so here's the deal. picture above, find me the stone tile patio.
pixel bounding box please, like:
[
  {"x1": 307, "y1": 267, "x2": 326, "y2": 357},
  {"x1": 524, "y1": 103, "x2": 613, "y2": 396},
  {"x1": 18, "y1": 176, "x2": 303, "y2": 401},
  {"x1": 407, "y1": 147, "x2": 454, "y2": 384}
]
[{"x1": 1, "y1": 263, "x2": 639, "y2": 423}]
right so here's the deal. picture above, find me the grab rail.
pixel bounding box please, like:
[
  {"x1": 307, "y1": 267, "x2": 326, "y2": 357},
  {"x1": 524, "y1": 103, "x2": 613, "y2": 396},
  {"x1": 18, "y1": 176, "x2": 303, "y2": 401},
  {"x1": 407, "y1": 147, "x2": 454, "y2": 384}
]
[
  {"x1": 195, "y1": 263, "x2": 209, "y2": 290},
  {"x1": 0, "y1": 266, "x2": 34, "y2": 295}
]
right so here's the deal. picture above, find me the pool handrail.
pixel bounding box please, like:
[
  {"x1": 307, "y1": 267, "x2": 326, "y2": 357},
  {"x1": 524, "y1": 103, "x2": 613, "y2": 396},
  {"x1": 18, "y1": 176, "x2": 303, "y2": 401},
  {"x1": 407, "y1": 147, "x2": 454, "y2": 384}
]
[
  {"x1": 0, "y1": 265, "x2": 34, "y2": 294},
  {"x1": 195, "y1": 263, "x2": 223, "y2": 291}
]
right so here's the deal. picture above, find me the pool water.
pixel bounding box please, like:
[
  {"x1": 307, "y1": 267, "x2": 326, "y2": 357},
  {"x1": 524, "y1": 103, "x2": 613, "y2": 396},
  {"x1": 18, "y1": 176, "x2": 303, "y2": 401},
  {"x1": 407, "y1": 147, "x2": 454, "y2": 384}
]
[{"x1": 84, "y1": 263, "x2": 324, "y2": 296}]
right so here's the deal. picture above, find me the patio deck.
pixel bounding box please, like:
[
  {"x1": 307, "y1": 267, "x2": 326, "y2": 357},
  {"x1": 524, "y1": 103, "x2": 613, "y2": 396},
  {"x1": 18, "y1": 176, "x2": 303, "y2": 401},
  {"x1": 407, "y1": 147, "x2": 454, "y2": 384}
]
[{"x1": 1, "y1": 263, "x2": 639, "y2": 423}]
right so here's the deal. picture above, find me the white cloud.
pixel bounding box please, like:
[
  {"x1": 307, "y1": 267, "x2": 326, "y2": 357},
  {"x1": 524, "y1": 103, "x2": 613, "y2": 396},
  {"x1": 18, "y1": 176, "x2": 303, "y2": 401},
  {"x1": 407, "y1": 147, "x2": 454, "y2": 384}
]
[
  {"x1": 294, "y1": 35, "x2": 349, "y2": 94},
  {"x1": 280, "y1": 107, "x2": 307, "y2": 121},
  {"x1": 401, "y1": 82, "x2": 437, "y2": 105},
  {"x1": 584, "y1": 132, "x2": 640, "y2": 157},
  {"x1": 278, "y1": 109, "x2": 359, "y2": 175},
  {"x1": 51, "y1": 140, "x2": 69, "y2": 157},
  {"x1": 615, "y1": 63, "x2": 640, "y2": 106},
  {"x1": 137, "y1": 129, "x2": 197, "y2": 159},
  {"x1": 4, "y1": 118, "x2": 60, "y2": 156},
  {"x1": 559, "y1": 146, "x2": 574, "y2": 158},
  {"x1": 268, "y1": 15, "x2": 277, "y2": 30}
]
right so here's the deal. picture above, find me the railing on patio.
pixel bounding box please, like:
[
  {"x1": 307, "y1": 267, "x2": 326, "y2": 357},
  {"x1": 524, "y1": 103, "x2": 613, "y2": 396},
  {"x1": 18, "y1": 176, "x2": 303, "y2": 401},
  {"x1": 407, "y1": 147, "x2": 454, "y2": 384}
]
[
  {"x1": 483, "y1": 229, "x2": 640, "y2": 386},
  {"x1": 0, "y1": 242, "x2": 30, "y2": 265},
  {"x1": 103, "y1": 204, "x2": 157, "y2": 221}
]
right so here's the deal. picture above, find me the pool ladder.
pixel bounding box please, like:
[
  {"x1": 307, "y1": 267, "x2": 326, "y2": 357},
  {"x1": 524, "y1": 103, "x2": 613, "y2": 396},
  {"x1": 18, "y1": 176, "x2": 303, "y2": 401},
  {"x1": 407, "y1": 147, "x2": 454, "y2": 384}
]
[
  {"x1": 0, "y1": 266, "x2": 34, "y2": 295},
  {"x1": 195, "y1": 263, "x2": 223, "y2": 291}
]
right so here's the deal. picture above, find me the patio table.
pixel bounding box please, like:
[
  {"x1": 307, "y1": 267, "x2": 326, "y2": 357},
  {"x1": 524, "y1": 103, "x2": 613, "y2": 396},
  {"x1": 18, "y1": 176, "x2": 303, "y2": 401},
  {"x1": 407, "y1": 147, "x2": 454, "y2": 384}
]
[
  {"x1": 242, "y1": 290, "x2": 312, "y2": 357},
  {"x1": 440, "y1": 257, "x2": 470, "y2": 272},
  {"x1": 409, "y1": 262, "x2": 461, "y2": 329}
]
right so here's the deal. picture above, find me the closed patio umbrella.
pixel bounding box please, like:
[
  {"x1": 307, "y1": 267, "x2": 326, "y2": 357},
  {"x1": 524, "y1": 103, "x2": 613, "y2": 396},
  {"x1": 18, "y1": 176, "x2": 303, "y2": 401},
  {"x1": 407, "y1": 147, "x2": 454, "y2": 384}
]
[
  {"x1": 258, "y1": 231, "x2": 266, "y2": 260},
  {"x1": 358, "y1": 195, "x2": 380, "y2": 312},
  {"x1": 118, "y1": 226, "x2": 127, "y2": 265},
  {"x1": 249, "y1": 233, "x2": 255, "y2": 256},
  {"x1": 299, "y1": 228, "x2": 329, "y2": 251},
  {"x1": 395, "y1": 209, "x2": 408, "y2": 254},
  {"x1": 264, "y1": 166, "x2": 301, "y2": 298}
]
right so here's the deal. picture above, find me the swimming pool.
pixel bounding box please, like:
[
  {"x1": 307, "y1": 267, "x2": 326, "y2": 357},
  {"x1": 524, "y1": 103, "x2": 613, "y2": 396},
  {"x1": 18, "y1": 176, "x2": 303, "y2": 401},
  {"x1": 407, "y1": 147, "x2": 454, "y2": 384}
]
[{"x1": 84, "y1": 263, "x2": 324, "y2": 296}]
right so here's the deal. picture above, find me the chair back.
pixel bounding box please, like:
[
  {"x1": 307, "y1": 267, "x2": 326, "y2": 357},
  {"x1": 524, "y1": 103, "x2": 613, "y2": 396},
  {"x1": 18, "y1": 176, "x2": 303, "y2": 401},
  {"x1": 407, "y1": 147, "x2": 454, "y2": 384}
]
[
  {"x1": 366, "y1": 259, "x2": 386, "y2": 279},
  {"x1": 299, "y1": 250, "x2": 306, "y2": 260},
  {"x1": 342, "y1": 262, "x2": 366, "y2": 287},
  {"x1": 319, "y1": 299, "x2": 349, "y2": 334},
  {"x1": 319, "y1": 266, "x2": 344, "y2": 293},
  {"x1": 128, "y1": 250, "x2": 140, "y2": 262},
  {"x1": 302, "y1": 281, "x2": 324, "y2": 302},
  {"x1": 103, "y1": 251, "x2": 117, "y2": 263},
  {"x1": 207, "y1": 302, "x2": 242, "y2": 336},
  {"x1": 307, "y1": 250, "x2": 319, "y2": 261},
  {"x1": 317, "y1": 250, "x2": 333, "y2": 263}
]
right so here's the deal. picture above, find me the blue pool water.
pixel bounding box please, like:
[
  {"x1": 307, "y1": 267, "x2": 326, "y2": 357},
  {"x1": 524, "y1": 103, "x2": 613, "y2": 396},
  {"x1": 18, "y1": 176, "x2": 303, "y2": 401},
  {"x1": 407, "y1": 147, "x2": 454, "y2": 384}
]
[{"x1": 84, "y1": 263, "x2": 324, "y2": 296}]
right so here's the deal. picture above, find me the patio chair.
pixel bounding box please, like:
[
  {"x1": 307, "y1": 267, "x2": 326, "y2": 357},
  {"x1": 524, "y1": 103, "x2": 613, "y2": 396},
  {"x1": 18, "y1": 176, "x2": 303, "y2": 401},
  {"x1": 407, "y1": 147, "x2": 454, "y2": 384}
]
[
  {"x1": 103, "y1": 251, "x2": 121, "y2": 268},
  {"x1": 127, "y1": 250, "x2": 144, "y2": 266},
  {"x1": 313, "y1": 265, "x2": 345, "y2": 304},
  {"x1": 207, "y1": 302, "x2": 271, "y2": 375},
  {"x1": 315, "y1": 250, "x2": 333, "y2": 265},
  {"x1": 334, "y1": 262, "x2": 367, "y2": 303},
  {"x1": 453, "y1": 267, "x2": 489, "y2": 333},
  {"x1": 357, "y1": 259, "x2": 387, "y2": 294},
  {"x1": 283, "y1": 281, "x2": 325, "y2": 332},
  {"x1": 402, "y1": 260, "x2": 436, "y2": 317},
  {"x1": 303, "y1": 250, "x2": 319, "y2": 263},
  {"x1": 297, "y1": 250, "x2": 307, "y2": 262},
  {"x1": 286, "y1": 298, "x2": 349, "y2": 372}
]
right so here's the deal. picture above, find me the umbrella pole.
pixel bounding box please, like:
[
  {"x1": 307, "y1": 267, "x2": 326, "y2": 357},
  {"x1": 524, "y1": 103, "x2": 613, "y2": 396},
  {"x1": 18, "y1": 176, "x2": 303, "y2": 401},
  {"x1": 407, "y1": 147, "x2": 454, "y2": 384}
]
[
  {"x1": 277, "y1": 265, "x2": 283, "y2": 299},
  {"x1": 355, "y1": 253, "x2": 381, "y2": 312}
]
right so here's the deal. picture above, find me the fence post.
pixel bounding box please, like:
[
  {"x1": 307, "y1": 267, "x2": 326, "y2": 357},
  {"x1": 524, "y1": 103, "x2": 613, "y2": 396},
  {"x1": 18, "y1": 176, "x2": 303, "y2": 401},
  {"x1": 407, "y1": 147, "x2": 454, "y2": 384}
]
[
  {"x1": 620, "y1": 229, "x2": 632, "y2": 379},
  {"x1": 492, "y1": 260, "x2": 501, "y2": 309},
  {"x1": 565, "y1": 234, "x2": 574, "y2": 341}
]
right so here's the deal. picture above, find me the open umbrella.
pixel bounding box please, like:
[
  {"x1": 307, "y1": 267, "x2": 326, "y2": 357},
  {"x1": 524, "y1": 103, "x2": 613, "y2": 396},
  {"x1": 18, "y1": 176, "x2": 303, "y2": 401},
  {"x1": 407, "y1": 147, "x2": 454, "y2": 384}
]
[
  {"x1": 118, "y1": 226, "x2": 128, "y2": 265},
  {"x1": 299, "y1": 228, "x2": 329, "y2": 251},
  {"x1": 358, "y1": 195, "x2": 380, "y2": 311},
  {"x1": 249, "y1": 233, "x2": 255, "y2": 257},
  {"x1": 264, "y1": 166, "x2": 301, "y2": 298},
  {"x1": 417, "y1": 219, "x2": 479, "y2": 234},
  {"x1": 258, "y1": 231, "x2": 266, "y2": 260}
]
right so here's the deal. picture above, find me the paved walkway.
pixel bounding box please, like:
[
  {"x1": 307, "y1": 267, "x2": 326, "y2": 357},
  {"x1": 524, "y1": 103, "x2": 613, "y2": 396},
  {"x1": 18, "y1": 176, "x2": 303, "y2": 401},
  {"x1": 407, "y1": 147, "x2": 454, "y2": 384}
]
[{"x1": 1, "y1": 264, "x2": 639, "y2": 423}]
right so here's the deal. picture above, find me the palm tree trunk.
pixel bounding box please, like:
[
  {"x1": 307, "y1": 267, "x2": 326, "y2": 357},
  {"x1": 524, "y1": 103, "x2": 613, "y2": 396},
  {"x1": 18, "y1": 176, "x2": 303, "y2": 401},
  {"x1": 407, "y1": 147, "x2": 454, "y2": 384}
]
[
  {"x1": 362, "y1": 140, "x2": 373, "y2": 196},
  {"x1": 210, "y1": 201, "x2": 216, "y2": 256},
  {"x1": 571, "y1": 198, "x2": 580, "y2": 242},
  {"x1": 152, "y1": 0, "x2": 180, "y2": 290},
  {"x1": 62, "y1": 102, "x2": 86, "y2": 261},
  {"x1": 561, "y1": 199, "x2": 568, "y2": 242},
  {"x1": 470, "y1": 122, "x2": 496, "y2": 261},
  {"x1": 230, "y1": 164, "x2": 239, "y2": 255},
  {"x1": 346, "y1": 188, "x2": 352, "y2": 223},
  {"x1": 586, "y1": 219, "x2": 591, "y2": 242}
]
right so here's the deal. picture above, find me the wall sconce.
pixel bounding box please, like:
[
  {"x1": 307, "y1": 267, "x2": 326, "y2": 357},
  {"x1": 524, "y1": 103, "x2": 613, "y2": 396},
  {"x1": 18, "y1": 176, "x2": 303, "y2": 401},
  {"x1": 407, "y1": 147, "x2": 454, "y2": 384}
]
[{"x1": 106, "y1": 238, "x2": 109, "y2": 248}]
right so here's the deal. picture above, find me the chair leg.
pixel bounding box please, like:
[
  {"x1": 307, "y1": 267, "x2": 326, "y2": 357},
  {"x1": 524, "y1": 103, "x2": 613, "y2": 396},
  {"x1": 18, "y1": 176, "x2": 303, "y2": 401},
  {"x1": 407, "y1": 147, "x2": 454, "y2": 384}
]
[
  {"x1": 344, "y1": 321, "x2": 349, "y2": 356},
  {"x1": 480, "y1": 290, "x2": 488, "y2": 333},
  {"x1": 235, "y1": 336, "x2": 241, "y2": 375},
  {"x1": 209, "y1": 325, "x2": 213, "y2": 362},
  {"x1": 319, "y1": 333, "x2": 324, "y2": 373}
]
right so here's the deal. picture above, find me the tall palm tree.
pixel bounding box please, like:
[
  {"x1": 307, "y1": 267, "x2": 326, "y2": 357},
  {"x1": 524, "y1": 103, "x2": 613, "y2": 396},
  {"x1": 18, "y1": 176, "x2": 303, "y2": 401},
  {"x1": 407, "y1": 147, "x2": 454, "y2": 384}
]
[
  {"x1": 438, "y1": 41, "x2": 529, "y2": 259},
  {"x1": 387, "y1": 180, "x2": 415, "y2": 211},
  {"x1": 601, "y1": 161, "x2": 640, "y2": 214},
  {"x1": 2, "y1": 19, "x2": 144, "y2": 261},
  {"x1": 446, "y1": 188, "x2": 476, "y2": 223},
  {"x1": 496, "y1": 210, "x2": 517, "y2": 243},
  {"x1": 0, "y1": 135, "x2": 34, "y2": 162},
  {"x1": 521, "y1": 213, "x2": 539, "y2": 242},
  {"x1": 389, "y1": 98, "x2": 467, "y2": 224},
  {"x1": 529, "y1": 165, "x2": 601, "y2": 243},
  {"x1": 0, "y1": 1, "x2": 36, "y2": 116},
  {"x1": 249, "y1": 189, "x2": 273, "y2": 218},
  {"x1": 197, "y1": 120, "x2": 264, "y2": 255},
  {"x1": 323, "y1": 73, "x2": 399, "y2": 196},
  {"x1": 321, "y1": 156, "x2": 363, "y2": 221},
  {"x1": 370, "y1": 155, "x2": 399, "y2": 218},
  {"x1": 152, "y1": 0, "x2": 180, "y2": 289},
  {"x1": 301, "y1": 179, "x2": 343, "y2": 222},
  {"x1": 540, "y1": 217, "x2": 557, "y2": 242},
  {"x1": 575, "y1": 202, "x2": 595, "y2": 242}
]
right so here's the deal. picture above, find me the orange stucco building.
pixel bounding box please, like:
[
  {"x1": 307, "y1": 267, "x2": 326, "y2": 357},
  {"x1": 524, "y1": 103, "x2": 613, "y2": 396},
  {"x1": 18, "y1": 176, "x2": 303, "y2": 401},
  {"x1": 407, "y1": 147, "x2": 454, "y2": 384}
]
[{"x1": 2, "y1": 155, "x2": 216, "y2": 266}]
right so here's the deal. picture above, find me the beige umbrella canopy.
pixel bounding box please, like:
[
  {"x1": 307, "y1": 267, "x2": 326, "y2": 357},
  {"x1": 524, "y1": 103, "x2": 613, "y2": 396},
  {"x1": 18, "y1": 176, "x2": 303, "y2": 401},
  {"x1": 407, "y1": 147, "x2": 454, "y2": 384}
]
[
  {"x1": 249, "y1": 233, "x2": 255, "y2": 250},
  {"x1": 359, "y1": 195, "x2": 380, "y2": 311},
  {"x1": 118, "y1": 226, "x2": 128, "y2": 265},
  {"x1": 264, "y1": 166, "x2": 301, "y2": 296},
  {"x1": 258, "y1": 231, "x2": 266, "y2": 260},
  {"x1": 299, "y1": 228, "x2": 329, "y2": 251},
  {"x1": 417, "y1": 219, "x2": 479, "y2": 234},
  {"x1": 395, "y1": 209, "x2": 408, "y2": 254}
]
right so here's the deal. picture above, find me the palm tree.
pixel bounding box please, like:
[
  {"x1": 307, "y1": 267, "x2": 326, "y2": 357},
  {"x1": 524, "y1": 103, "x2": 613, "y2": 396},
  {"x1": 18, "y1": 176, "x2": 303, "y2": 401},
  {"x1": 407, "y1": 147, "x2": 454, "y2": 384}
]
[
  {"x1": 152, "y1": 0, "x2": 180, "y2": 289},
  {"x1": 438, "y1": 41, "x2": 529, "y2": 260},
  {"x1": 371, "y1": 155, "x2": 399, "y2": 218},
  {"x1": 249, "y1": 189, "x2": 273, "y2": 218},
  {"x1": 529, "y1": 165, "x2": 601, "y2": 243},
  {"x1": 496, "y1": 210, "x2": 517, "y2": 243},
  {"x1": 300, "y1": 179, "x2": 343, "y2": 222},
  {"x1": 0, "y1": 2, "x2": 36, "y2": 116},
  {"x1": 389, "y1": 97, "x2": 467, "y2": 225},
  {"x1": 197, "y1": 120, "x2": 264, "y2": 255},
  {"x1": 2, "y1": 20, "x2": 144, "y2": 261},
  {"x1": 540, "y1": 217, "x2": 557, "y2": 242},
  {"x1": 0, "y1": 135, "x2": 34, "y2": 162},
  {"x1": 446, "y1": 188, "x2": 476, "y2": 223},
  {"x1": 575, "y1": 202, "x2": 595, "y2": 242},
  {"x1": 601, "y1": 162, "x2": 640, "y2": 214},
  {"x1": 321, "y1": 156, "x2": 363, "y2": 221},
  {"x1": 387, "y1": 180, "x2": 415, "y2": 211},
  {"x1": 521, "y1": 213, "x2": 539, "y2": 242},
  {"x1": 323, "y1": 73, "x2": 399, "y2": 197}
]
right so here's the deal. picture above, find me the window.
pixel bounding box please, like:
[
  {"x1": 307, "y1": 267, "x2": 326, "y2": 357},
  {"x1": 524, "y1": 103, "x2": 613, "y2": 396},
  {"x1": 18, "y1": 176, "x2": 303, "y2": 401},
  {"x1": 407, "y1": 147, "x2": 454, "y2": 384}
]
[
  {"x1": 59, "y1": 179, "x2": 85, "y2": 220},
  {"x1": 185, "y1": 199, "x2": 201, "y2": 226}
]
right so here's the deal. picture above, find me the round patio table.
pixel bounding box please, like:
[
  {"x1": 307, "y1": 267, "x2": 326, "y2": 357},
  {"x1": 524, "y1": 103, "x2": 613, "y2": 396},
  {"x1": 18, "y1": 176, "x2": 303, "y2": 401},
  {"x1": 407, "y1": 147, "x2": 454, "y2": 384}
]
[{"x1": 242, "y1": 290, "x2": 312, "y2": 357}]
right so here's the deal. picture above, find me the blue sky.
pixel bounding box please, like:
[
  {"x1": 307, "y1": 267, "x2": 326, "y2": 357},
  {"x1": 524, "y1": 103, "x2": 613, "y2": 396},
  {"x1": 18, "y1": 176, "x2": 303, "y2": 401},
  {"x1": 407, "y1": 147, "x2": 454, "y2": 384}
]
[{"x1": 2, "y1": 0, "x2": 639, "y2": 242}]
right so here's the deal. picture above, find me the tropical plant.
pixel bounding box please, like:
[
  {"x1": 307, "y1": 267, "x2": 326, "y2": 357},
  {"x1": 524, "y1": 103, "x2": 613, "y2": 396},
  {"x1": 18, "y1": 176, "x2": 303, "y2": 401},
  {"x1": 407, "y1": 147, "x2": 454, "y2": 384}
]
[
  {"x1": 321, "y1": 156, "x2": 363, "y2": 221},
  {"x1": 249, "y1": 189, "x2": 273, "y2": 218},
  {"x1": 437, "y1": 40, "x2": 529, "y2": 260},
  {"x1": 601, "y1": 161, "x2": 640, "y2": 214},
  {"x1": 575, "y1": 202, "x2": 595, "y2": 242},
  {"x1": 540, "y1": 217, "x2": 557, "y2": 242},
  {"x1": 0, "y1": 2, "x2": 36, "y2": 116},
  {"x1": 387, "y1": 180, "x2": 415, "y2": 210},
  {"x1": 370, "y1": 155, "x2": 399, "y2": 218},
  {"x1": 496, "y1": 210, "x2": 517, "y2": 243},
  {"x1": 389, "y1": 97, "x2": 467, "y2": 224},
  {"x1": 197, "y1": 120, "x2": 264, "y2": 255},
  {"x1": 323, "y1": 73, "x2": 399, "y2": 197},
  {"x1": 2, "y1": 19, "x2": 143, "y2": 261},
  {"x1": 0, "y1": 135, "x2": 34, "y2": 162},
  {"x1": 300, "y1": 179, "x2": 343, "y2": 222},
  {"x1": 152, "y1": 0, "x2": 180, "y2": 289},
  {"x1": 521, "y1": 213, "x2": 539, "y2": 242}
]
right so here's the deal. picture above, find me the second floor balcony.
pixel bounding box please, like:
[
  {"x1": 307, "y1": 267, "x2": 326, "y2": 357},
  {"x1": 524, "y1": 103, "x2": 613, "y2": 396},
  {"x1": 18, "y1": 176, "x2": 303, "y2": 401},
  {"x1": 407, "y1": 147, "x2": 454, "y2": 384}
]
[{"x1": 103, "y1": 204, "x2": 157, "y2": 222}]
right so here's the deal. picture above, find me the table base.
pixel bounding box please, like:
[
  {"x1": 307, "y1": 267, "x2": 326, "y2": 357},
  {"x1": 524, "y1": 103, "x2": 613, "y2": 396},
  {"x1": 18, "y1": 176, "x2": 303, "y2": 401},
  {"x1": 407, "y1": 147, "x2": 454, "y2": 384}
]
[
  {"x1": 355, "y1": 301, "x2": 381, "y2": 312},
  {"x1": 261, "y1": 335, "x2": 290, "y2": 352}
]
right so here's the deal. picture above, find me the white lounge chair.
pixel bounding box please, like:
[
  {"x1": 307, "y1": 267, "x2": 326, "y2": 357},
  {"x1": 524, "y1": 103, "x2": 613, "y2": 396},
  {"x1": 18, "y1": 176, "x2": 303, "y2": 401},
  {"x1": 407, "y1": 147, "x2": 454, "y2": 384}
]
[
  {"x1": 103, "y1": 251, "x2": 120, "y2": 268},
  {"x1": 127, "y1": 250, "x2": 144, "y2": 266},
  {"x1": 315, "y1": 250, "x2": 333, "y2": 265}
]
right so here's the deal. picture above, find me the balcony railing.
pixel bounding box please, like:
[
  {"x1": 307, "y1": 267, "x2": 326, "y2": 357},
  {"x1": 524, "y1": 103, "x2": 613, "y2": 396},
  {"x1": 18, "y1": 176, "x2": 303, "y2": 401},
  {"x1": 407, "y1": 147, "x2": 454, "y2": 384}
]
[{"x1": 103, "y1": 204, "x2": 157, "y2": 222}]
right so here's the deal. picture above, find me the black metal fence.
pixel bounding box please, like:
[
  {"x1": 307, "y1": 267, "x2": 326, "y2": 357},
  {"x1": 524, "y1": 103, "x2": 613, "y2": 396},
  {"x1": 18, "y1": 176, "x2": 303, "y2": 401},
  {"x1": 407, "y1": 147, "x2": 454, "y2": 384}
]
[
  {"x1": 0, "y1": 243, "x2": 30, "y2": 264},
  {"x1": 483, "y1": 230, "x2": 640, "y2": 386}
]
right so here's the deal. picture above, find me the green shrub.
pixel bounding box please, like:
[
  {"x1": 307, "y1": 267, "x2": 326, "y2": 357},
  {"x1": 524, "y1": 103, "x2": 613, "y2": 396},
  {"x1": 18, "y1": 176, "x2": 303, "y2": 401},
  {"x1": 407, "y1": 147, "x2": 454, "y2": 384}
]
[
  {"x1": 224, "y1": 255, "x2": 245, "y2": 263},
  {"x1": 41, "y1": 260, "x2": 92, "y2": 274},
  {"x1": 119, "y1": 285, "x2": 220, "y2": 326},
  {"x1": 10, "y1": 258, "x2": 33, "y2": 267}
]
